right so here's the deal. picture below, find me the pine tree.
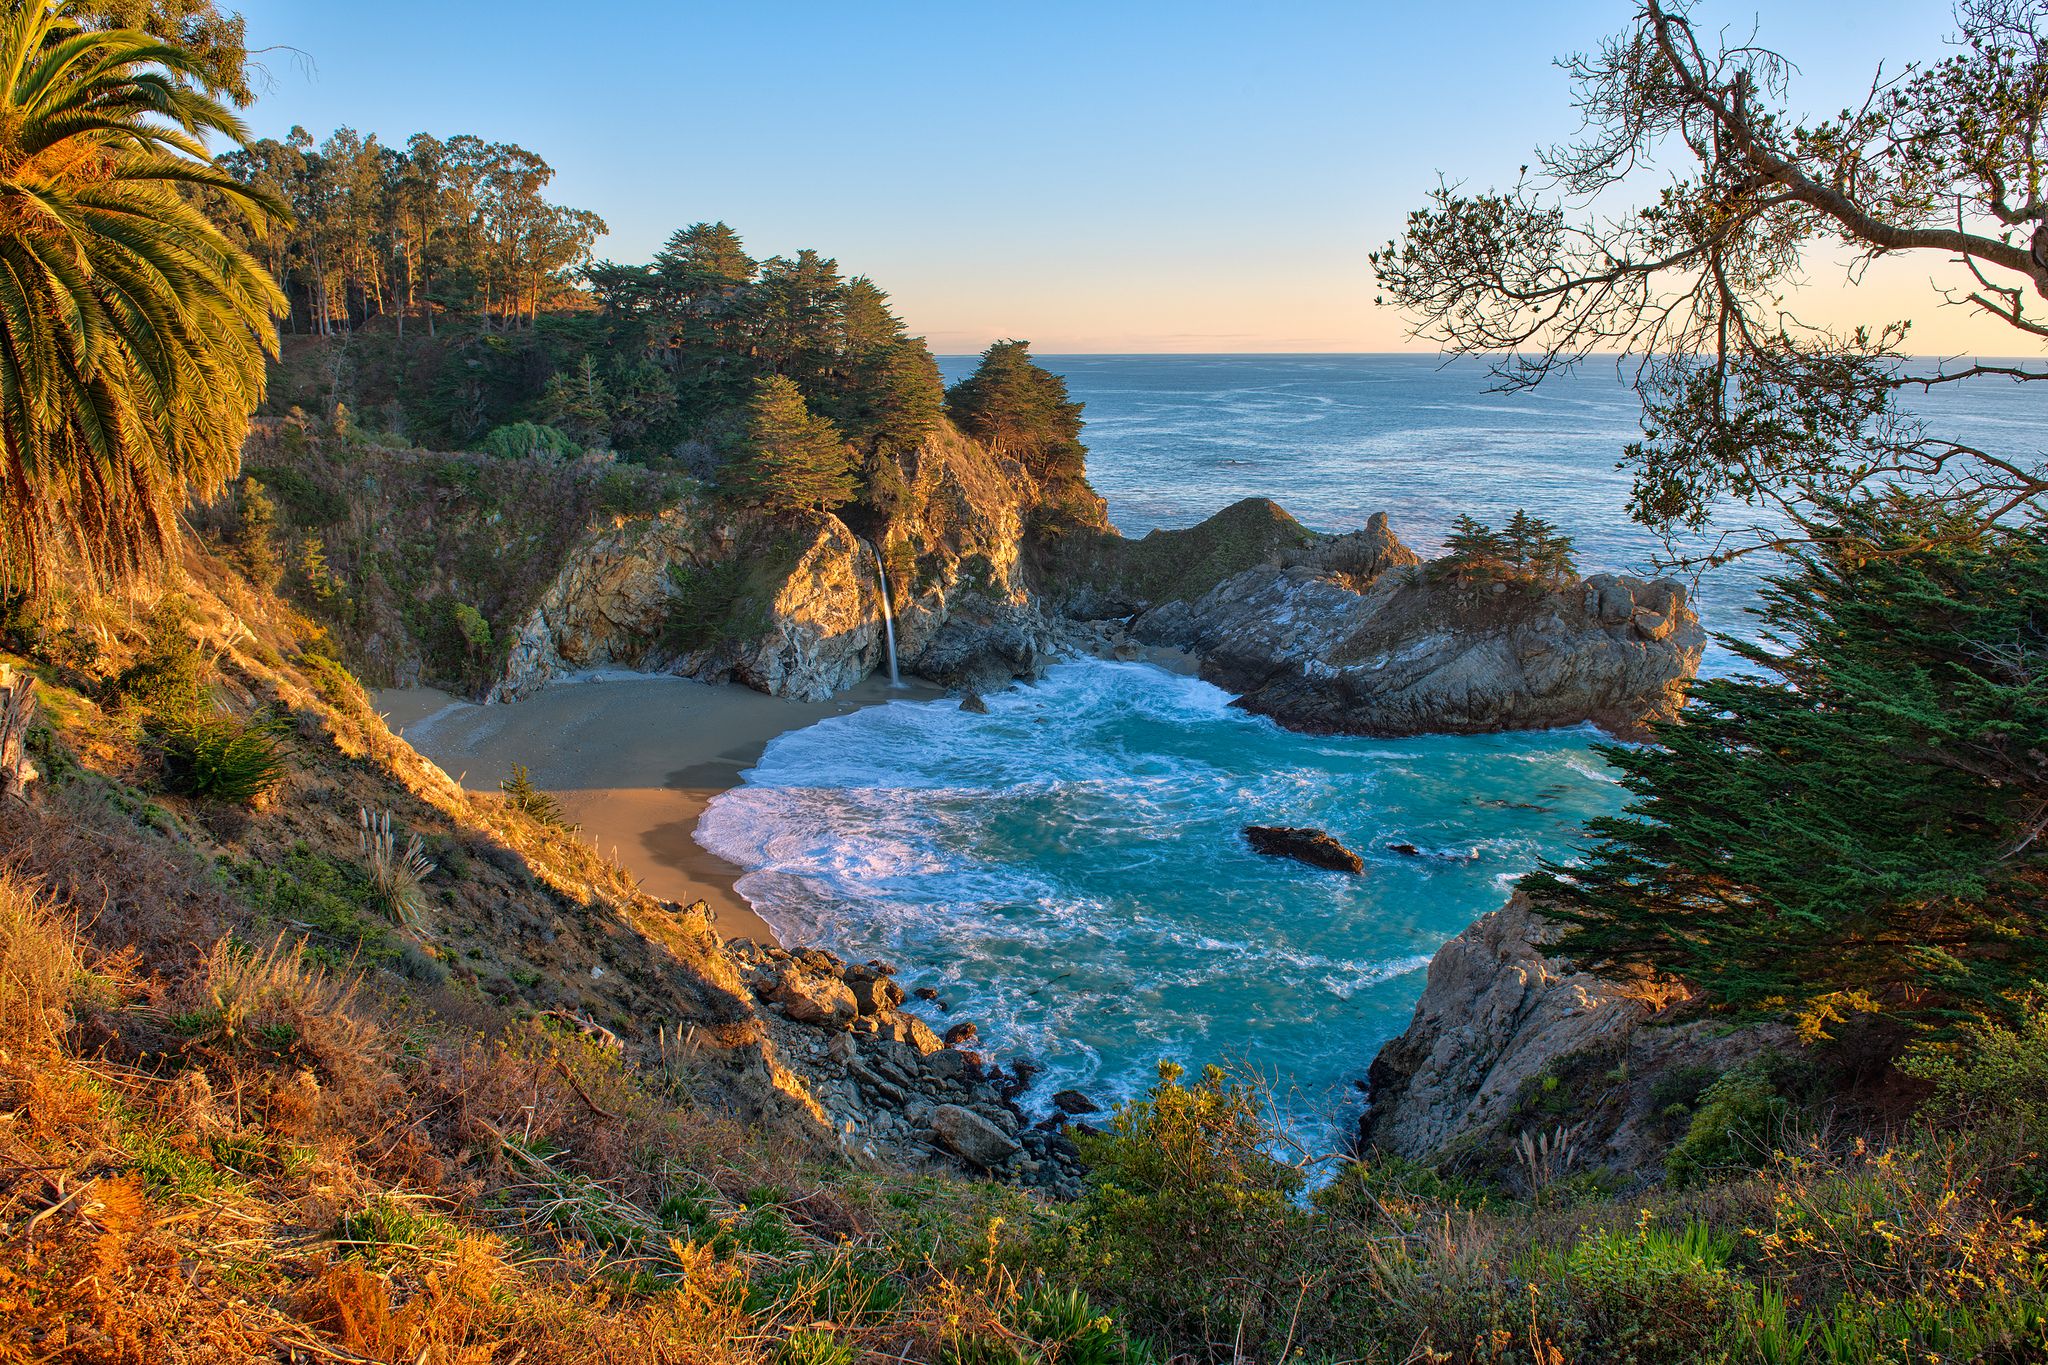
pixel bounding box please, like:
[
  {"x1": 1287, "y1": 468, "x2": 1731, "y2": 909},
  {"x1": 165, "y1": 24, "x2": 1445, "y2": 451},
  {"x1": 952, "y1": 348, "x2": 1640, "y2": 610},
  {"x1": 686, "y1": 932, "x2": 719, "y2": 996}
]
[
  {"x1": 233, "y1": 481, "x2": 282, "y2": 590},
  {"x1": 728, "y1": 376, "x2": 857, "y2": 516},
  {"x1": 1528, "y1": 512, "x2": 2048, "y2": 1043},
  {"x1": 1442, "y1": 514, "x2": 1509, "y2": 576},
  {"x1": 1502, "y1": 509, "x2": 1575, "y2": 580},
  {"x1": 945, "y1": 340, "x2": 1102, "y2": 529},
  {"x1": 542, "y1": 355, "x2": 612, "y2": 448}
]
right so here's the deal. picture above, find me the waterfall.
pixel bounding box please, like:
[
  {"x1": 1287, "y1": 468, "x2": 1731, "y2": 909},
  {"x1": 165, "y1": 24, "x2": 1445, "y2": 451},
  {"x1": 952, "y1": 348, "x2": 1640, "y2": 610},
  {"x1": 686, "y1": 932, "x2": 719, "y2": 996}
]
[{"x1": 865, "y1": 540, "x2": 903, "y2": 688}]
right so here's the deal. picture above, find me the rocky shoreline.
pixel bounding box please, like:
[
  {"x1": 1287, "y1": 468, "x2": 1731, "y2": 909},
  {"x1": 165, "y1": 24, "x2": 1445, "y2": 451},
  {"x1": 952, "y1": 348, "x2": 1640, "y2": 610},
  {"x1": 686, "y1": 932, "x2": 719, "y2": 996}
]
[{"x1": 726, "y1": 936, "x2": 1088, "y2": 1197}]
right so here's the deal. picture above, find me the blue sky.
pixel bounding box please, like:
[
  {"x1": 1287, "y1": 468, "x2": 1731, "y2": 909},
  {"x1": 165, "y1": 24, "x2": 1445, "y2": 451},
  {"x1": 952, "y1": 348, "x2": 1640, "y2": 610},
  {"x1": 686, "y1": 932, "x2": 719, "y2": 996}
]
[{"x1": 233, "y1": 1, "x2": 2004, "y2": 353}]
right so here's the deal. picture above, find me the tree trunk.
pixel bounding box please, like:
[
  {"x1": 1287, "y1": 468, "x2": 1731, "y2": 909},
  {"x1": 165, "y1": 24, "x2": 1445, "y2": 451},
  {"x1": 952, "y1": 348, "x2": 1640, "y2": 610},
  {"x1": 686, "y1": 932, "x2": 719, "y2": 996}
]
[{"x1": 0, "y1": 665, "x2": 39, "y2": 808}]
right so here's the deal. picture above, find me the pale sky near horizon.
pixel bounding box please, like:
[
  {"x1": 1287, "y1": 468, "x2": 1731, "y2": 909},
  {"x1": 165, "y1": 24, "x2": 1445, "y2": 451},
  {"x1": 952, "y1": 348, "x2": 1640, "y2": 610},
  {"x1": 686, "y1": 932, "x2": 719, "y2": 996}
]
[{"x1": 232, "y1": 1, "x2": 2031, "y2": 357}]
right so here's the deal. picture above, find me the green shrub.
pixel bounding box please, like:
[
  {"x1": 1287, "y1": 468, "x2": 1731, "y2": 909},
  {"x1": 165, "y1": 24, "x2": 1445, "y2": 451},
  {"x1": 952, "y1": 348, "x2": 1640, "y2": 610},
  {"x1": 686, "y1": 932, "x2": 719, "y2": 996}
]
[
  {"x1": 478, "y1": 421, "x2": 579, "y2": 461},
  {"x1": 1903, "y1": 1000, "x2": 2048, "y2": 1208},
  {"x1": 1666, "y1": 1056, "x2": 1793, "y2": 1188},
  {"x1": 153, "y1": 710, "x2": 290, "y2": 805},
  {"x1": 1539, "y1": 1221, "x2": 1741, "y2": 1364},
  {"x1": 945, "y1": 1285, "x2": 1155, "y2": 1365},
  {"x1": 114, "y1": 598, "x2": 208, "y2": 720},
  {"x1": 663, "y1": 560, "x2": 769, "y2": 652},
  {"x1": 501, "y1": 763, "x2": 576, "y2": 830},
  {"x1": 1054, "y1": 1063, "x2": 1334, "y2": 1358}
]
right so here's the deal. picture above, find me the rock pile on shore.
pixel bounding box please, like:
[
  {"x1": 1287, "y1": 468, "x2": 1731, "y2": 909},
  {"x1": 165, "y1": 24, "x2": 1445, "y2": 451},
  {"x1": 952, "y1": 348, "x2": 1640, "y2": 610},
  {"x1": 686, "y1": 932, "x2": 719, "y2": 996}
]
[{"x1": 727, "y1": 939, "x2": 1086, "y2": 1197}]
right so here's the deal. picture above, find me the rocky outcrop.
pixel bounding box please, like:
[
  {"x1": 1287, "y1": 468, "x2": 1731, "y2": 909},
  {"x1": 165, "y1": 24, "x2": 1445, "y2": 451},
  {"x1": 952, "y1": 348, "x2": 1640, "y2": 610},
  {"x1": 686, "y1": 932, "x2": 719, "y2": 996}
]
[
  {"x1": 1133, "y1": 515, "x2": 1704, "y2": 738},
  {"x1": 727, "y1": 939, "x2": 1085, "y2": 1196},
  {"x1": 1045, "y1": 496, "x2": 1324, "y2": 618},
  {"x1": 1358, "y1": 895, "x2": 1783, "y2": 1182},
  {"x1": 1242, "y1": 825, "x2": 1365, "y2": 873}
]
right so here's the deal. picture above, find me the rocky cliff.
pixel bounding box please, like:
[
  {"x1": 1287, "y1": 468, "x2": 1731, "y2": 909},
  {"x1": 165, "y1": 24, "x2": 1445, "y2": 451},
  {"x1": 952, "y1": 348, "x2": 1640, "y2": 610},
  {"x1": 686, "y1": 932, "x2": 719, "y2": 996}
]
[
  {"x1": 488, "y1": 422, "x2": 1070, "y2": 702},
  {"x1": 1126, "y1": 514, "x2": 1705, "y2": 738},
  {"x1": 1358, "y1": 895, "x2": 1782, "y2": 1184}
]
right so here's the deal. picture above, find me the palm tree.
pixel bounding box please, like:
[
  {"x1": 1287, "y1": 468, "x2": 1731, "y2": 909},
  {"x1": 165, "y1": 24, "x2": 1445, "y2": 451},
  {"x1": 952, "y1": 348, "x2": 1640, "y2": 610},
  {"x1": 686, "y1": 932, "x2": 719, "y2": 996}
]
[{"x1": 0, "y1": 1, "x2": 286, "y2": 596}]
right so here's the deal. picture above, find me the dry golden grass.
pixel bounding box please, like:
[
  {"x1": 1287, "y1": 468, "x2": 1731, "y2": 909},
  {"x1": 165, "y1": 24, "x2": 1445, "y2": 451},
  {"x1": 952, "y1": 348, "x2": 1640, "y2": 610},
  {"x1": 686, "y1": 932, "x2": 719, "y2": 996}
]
[{"x1": 0, "y1": 870, "x2": 75, "y2": 1055}]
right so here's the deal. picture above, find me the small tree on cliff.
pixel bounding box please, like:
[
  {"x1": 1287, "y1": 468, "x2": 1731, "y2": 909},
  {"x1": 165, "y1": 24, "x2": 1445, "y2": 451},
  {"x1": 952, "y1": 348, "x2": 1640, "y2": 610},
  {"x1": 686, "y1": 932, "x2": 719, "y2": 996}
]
[
  {"x1": 727, "y1": 376, "x2": 857, "y2": 516},
  {"x1": 1527, "y1": 512, "x2": 2048, "y2": 1042},
  {"x1": 945, "y1": 340, "x2": 1090, "y2": 488}
]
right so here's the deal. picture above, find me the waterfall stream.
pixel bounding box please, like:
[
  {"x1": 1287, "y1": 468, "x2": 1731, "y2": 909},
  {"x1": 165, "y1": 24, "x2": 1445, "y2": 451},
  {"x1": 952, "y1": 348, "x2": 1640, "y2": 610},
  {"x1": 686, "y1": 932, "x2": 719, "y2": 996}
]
[{"x1": 866, "y1": 541, "x2": 902, "y2": 688}]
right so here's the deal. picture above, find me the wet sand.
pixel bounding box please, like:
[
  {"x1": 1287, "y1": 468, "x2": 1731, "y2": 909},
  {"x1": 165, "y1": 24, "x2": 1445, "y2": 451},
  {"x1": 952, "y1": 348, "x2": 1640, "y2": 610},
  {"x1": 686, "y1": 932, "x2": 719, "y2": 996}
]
[{"x1": 374, "y1": 672, "x2": 942, "y2": 942}]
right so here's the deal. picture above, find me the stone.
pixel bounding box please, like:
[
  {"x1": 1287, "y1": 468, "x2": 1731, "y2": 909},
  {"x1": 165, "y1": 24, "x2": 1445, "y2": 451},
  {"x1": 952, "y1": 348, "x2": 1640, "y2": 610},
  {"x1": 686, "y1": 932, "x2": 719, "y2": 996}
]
[
  {"x1": 847, "y1": 969, "x2": 905, "y2": 1017},
  {"x1": 1387, "y1": 842, "x2": 1422, "y2": 857},
  {"x1": 878, "y1": 1013, "x2": 944, "y2": 1055},
  {"x1": 754, "y1": 963, "x2": 858, "y2": 1029},
  {"x1": 1242, "y1": 825, "x2": 1365, "y2": 874},
  {"x1": 944, "y1": 1021, "x2": 979, "y2": 1047},
  {"x1": 1130, "y1": 516, "x2": 1704, "y2": 740},
  {"x1": 924, "y1": 1048, "x2": 972, "y2": 1083},
  {"x1": 929, "y1": 1103, "x2": 1022, "y2": 1168},
  {"x1": 1051, "y1": 1089, "x2": 1101, "y2": 1116},
  {"x1": 959, "y1": 692, "x2": 990, "y2": 715}
]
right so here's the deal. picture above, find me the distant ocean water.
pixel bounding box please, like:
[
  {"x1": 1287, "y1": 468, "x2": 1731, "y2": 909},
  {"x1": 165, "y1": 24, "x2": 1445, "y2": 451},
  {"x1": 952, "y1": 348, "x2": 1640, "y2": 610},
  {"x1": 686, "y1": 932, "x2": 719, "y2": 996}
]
[{"x1": 698, "y1": 355, "x2": 2047, "y2": 1147}]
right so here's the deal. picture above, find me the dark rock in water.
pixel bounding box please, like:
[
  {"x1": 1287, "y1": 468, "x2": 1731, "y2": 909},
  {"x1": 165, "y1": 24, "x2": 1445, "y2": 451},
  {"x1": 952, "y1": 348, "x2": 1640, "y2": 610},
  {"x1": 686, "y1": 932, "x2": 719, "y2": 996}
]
[
  {"x1": 1242, "y1": 824, "x2": 1365, "y2": 874},
  {"x1": 999, "y1": 1058, "x2": 1043, "y2": 1100},
  {"x1": 944, "y1": 1021, "x2": 979, "y2": 1047},
  {"x1": 1388, "y1": 842, "x2": 1422, "y2": 857},
  {"x1": 913, "y1": 985, "x2": 948, "y2": 1011},
  {"x1": 1052, "y1": 1088, "x2": 1101, "y2": 1115},
  {"x1": 959, "y1": 691, "x2": 990, "y2": 715}
]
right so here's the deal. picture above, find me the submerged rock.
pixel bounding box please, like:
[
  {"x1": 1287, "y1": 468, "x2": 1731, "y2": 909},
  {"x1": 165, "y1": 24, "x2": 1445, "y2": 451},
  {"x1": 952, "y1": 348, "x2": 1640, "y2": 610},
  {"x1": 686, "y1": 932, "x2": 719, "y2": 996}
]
[{"x1": 1242, "y1": 825, "x2": 1366, "y2": 874}]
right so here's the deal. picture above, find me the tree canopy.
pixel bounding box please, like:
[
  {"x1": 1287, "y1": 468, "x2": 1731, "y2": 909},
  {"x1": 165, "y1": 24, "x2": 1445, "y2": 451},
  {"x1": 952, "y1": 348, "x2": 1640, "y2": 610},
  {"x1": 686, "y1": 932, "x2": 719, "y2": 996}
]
[
  {"x1": 1528, "y1": 511, "x2": 2048, "y2": 1041},
  {"x1": 219, "y1": 128, "x2": 606, "y2": 337},
  {"x1": 944, "y1": 340, "x2": 1103, "y2": 528},
  {"x1": 0, "y1": 2, "x2": 285, "y2": 594},
  {"x1": 726, "y1": 376, "x2": 857, "y2": 517},
  {"x1": 1373, "y1": 0, "x2": 2048, "y2": 561}
]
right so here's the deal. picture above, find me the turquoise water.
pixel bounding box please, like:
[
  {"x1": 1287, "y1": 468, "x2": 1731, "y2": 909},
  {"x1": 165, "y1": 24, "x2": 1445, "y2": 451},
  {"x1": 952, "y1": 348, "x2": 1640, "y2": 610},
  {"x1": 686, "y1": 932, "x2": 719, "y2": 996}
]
[
  {"x1": 698, "y1": 355, "x2": 2047, "y2": 1144},
  {"x1": 698, "y1": 662, "x2": 1627, "y2": 1148}
]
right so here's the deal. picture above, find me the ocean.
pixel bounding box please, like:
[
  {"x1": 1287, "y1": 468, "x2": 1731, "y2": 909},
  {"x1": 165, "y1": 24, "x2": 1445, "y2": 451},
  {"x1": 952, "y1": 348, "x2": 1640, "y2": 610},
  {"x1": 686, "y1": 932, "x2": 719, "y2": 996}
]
[{"x1": 695, "y1": 354, "x2": 2044, "y2": 1148}]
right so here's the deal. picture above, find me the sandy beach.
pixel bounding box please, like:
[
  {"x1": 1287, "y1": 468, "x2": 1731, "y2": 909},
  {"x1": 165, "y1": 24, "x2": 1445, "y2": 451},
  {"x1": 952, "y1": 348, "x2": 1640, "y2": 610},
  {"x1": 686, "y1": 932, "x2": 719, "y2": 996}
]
[{"x1": 375, "y1": 672, "x2": 943, "y2": 942}]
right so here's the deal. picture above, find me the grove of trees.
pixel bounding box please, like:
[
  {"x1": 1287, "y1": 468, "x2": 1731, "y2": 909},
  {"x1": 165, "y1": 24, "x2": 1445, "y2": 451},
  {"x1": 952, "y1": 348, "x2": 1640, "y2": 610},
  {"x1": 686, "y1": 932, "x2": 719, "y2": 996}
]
[{"x1": 220, "y1": 128, "x2": 607, "y2": 337}]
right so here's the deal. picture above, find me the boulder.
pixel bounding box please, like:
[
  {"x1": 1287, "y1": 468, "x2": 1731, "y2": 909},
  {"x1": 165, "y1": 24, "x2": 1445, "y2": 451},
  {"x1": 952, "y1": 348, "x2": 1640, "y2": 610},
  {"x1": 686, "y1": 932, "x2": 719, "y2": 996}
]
[
  {"x1": 846, "y1": 966, "x2": 905, "y2": 1017},
  {"x1": 944, "y1": 1021, "x2": 979, "y2": 1047},
  {"x1": 754, "y1": 963, "x2": 859, "y2": 1029},
  {"x1": 1052, "y1": 1089, "x2": 1101, "y2": 1116},
  {"x1": 929, "y1": 1103, "x2": 1022, "y2": 1168},
  {"x1": 1242, "y1": 825, "x2": 1365, "y2": 874}
]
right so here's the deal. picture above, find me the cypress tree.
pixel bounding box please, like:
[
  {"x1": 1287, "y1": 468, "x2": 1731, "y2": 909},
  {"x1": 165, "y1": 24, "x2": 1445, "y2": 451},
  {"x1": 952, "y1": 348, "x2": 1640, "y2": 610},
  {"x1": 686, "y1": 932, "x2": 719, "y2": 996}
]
[
  {"x1": 233, "y1": 481, "x2": 282, "y2": 590},
  {"x1": 1528, "y1": 512, "x2": 2048, "y2": 1042},
  {"x1": 945, "y1": 340, "x2": 1102, "y2": 528},
  {"x1": 728, "y1": 376, "x2": 857, "y2": 516}
]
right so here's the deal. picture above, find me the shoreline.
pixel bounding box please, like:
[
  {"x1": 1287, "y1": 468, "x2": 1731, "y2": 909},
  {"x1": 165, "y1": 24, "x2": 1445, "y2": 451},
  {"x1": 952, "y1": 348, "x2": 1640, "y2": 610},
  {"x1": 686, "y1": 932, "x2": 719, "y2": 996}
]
[{"x1": 375, "y1": 671, "x2": 943, "y2": 943}]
